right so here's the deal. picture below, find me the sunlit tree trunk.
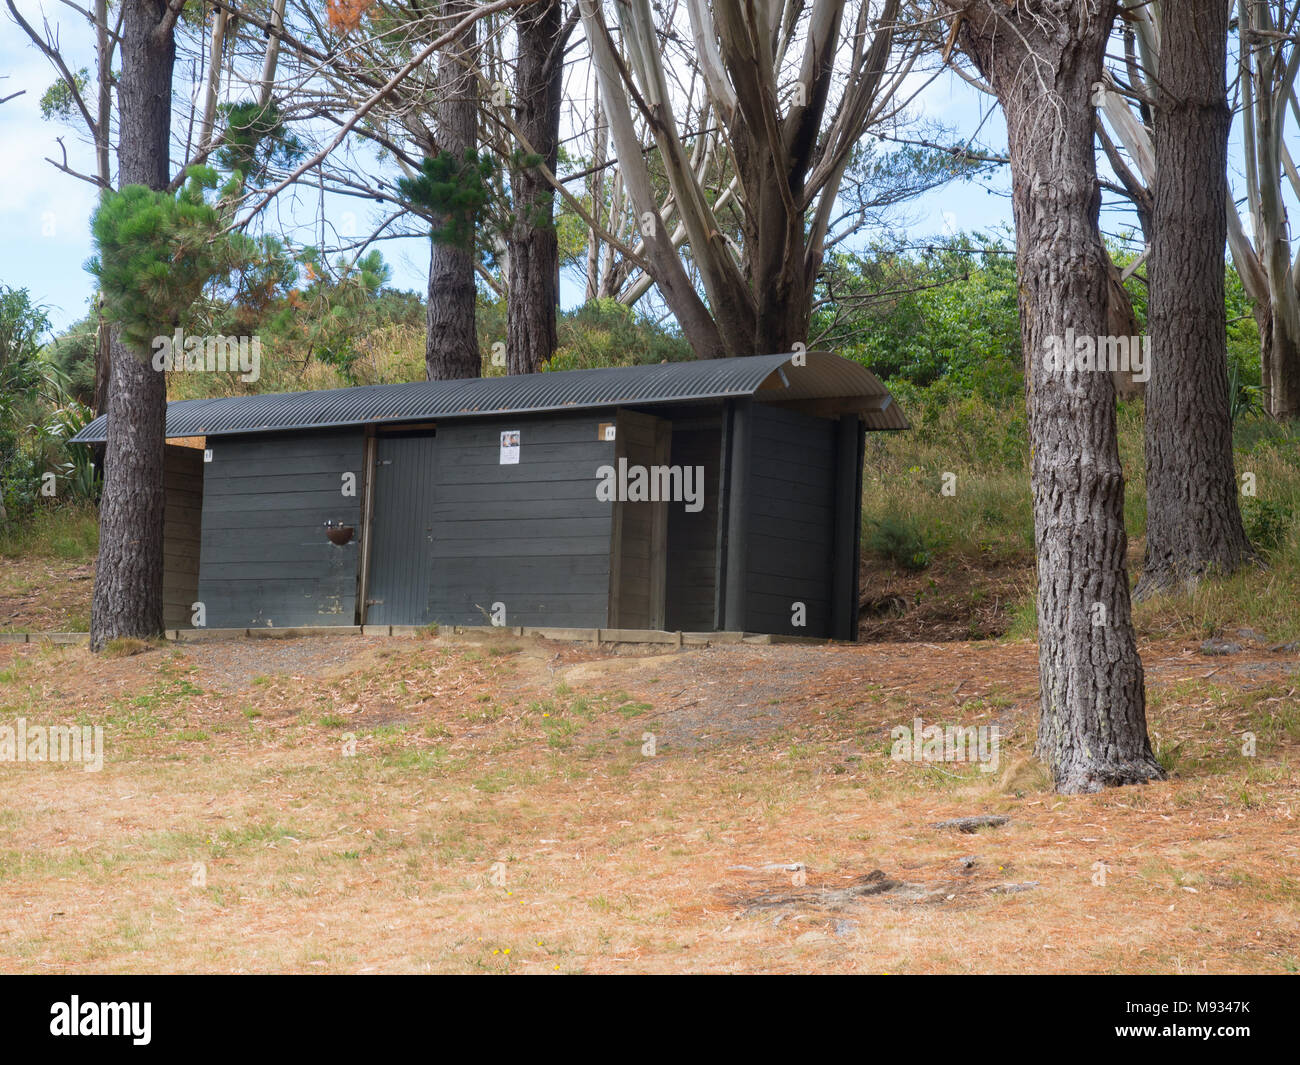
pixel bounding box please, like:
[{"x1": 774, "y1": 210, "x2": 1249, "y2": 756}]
[{"x1": 949, "y1": 0, "x2": 1162, "y2": 791}]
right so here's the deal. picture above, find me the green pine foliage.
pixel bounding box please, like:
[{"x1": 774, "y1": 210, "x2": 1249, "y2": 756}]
[
  {"x1": 87, "y1": 166, "x2": 251, "y2": 350},
  {"x1": 397, "y1": 150, "x2": 496, "y2": 248},
  {"x1": 214, "y1": 101, "x2": 304, "y2": 186}
]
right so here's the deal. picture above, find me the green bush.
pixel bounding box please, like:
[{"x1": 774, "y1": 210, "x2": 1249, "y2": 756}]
[
  {"x1": 548, "y1": 299, "x2": 694, "y2": 371},
  {"x1": 865, "y1": 514, "x2": 932, "y2": 572},
  {"x1": 1241, "y1": 496, "x2": 1294, "y2": 555}
]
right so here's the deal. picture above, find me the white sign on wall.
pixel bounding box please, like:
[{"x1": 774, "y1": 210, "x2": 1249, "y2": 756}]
[{"x1": 499, "y1": 430, "x2": 520, "y2": 465}]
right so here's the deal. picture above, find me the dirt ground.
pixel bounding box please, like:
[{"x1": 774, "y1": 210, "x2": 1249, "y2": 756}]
[
  {"x1": 0, "y1": 628, "x2": 1296, "y2": 973},
  {"x1": 0, "y1": 553, "x2": 1037, "y2": 642},
  {"x1": 0, "y1": 557, "x2": 94, "y2": 632}
]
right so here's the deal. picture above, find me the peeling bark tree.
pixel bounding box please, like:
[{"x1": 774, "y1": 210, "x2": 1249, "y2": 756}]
[
  {"x1": 427, "y1": 0, "x2": 481, "y2": 380},
  {"x1": 1136, "y1": 0, "x2": 1252, "y2": 598},
  {"x1": 506, "y1": 0, "x2": 567, "y2": 374},
  {"x1": 948, "y1": 0, "x2": 1162, "y2": 791},
  {"x1": 89, "y1": 0, "x2": 178, "y2": 649},
  {"x1": 1236, "y1": 0, "x2": 1300, "y2": 417},
  {"x1": 580, "y1": 0, "x2": 916, "y2": 357},
  {"x1": 1101, "y1": 0, "x2": 1300, "y2": 419}
]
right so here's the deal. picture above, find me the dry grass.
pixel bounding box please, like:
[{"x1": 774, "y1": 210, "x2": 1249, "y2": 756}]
[{"x1": 0, "y1": 631, "x2": 1295, "y2": 974}]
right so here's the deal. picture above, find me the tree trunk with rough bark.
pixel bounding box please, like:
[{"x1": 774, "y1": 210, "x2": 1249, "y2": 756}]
[
  {"x1": 953, "y1": 0, "x2": 1162, "y2": 792},
  {"x1": 506, "y1": 0, "x2": 564, "y2": 375},
  {"x1": 426, "y1": 0, "x2": 481, "y2": 381},
  {"x1": 89, "y1": 0, "x2": 175, "y2": 650},
  {"x1": 1136, "y1": 0, "x2": 1252, "y2": 598}
]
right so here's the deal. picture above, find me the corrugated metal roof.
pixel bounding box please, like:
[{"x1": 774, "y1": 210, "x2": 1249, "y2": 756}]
[{"x1": 72, "y1": 351, "x2": 908, "y2": 443}]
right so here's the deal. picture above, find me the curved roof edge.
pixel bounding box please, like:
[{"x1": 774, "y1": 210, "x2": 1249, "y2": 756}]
[{"x1": 71, "y1": 351, "x2": 908, "y2": 444}]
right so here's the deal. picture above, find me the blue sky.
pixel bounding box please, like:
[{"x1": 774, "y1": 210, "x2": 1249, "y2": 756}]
[{"x1": 0, "y1": 4, "x2": 1015, "y2": 336}]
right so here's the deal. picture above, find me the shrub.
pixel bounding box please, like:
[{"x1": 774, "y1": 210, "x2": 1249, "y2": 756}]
[{"x1": 865, "y1": 515, "x2": 932, "y2": 572}]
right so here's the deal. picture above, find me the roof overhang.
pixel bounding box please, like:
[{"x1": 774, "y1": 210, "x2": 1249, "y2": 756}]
[{"x1": 71, "y1": 350, "x2": 908, "y2": 444}]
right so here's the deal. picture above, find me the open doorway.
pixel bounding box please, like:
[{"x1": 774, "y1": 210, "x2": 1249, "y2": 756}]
[
  {"x1": 608, "y1": 409, "x2": 724, "y2": 632},
  {"x1": 608, "y1": 410, "x2": 669, "y2": 628},
  {"x1": 664, "y1": 416, "x2": 722, "y2": 631}
]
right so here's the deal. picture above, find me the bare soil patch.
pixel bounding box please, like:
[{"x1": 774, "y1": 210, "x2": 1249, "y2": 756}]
[{"x1": 858, "y1": 556, "x2": 1031, "y2": 642}]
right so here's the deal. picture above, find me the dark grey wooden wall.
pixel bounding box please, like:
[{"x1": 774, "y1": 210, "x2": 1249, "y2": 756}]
[
  {"x1": 743, "y1": 404, "x2": 838, "y2": 637},
  {"x1": 428, "y1": 414, "x2": 616, "y2": 627},
  {"x1": 197, "y1": 429, "x2": 364, "y2": 628}
]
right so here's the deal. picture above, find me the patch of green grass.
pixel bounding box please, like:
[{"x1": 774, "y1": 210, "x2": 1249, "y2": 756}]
[
  {"x1": 0, "y1": 503, "x2": 99, "y2": 561},
  {"x1": 103, "y1": 637, "x2": 162, "y2": 658},
  {"x1": 615, "y1": 700, "x2": 652, "y2": 718},
  {"x1": 208, "y1": 821, "x2": 301, "y2": 858},
  {"x1": 380, "y1": 746, "x2": 447, "y2": 771},
  {"x1": 90, "y1": 678, "x2": 204, "y2": 737}
]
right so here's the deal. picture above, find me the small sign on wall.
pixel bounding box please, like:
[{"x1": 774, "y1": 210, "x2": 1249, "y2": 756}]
[
  {"x1": 599, "y1": 422, "x2": 616, "y2": 441},
  {"x1": 499, "y1": 430, "x2": 520, "y2": 464},
  {"x1": 203, "y1": 449, "x2": 213, "y2": 463}
]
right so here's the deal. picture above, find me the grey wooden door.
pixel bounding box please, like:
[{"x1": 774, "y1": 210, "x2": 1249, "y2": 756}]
[{"x1": 366, "y1": 434, "x2": 437, "y2": 625}]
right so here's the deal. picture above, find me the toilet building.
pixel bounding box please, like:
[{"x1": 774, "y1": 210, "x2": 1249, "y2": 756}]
[{"x1": 73, "y1": 351, "x2": 907, "y2": 640}]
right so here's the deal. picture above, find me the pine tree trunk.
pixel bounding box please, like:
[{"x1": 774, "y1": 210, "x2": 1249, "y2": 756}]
[
  {"x1": 506, "y1": 0, "x2": 564, "y2": 375},
  {"x1": 1137, "y1": 0, "x2": 1252, "y2": 598},
  {"x1": 426, "y1": 0, "x2": 480, "y2": 381},
  {"x1": 955, "y1": 1, "x2": 1162, "y2": 791},
  {"x1": 89, "y1": 0, "x2": 175, "y2": 651}
]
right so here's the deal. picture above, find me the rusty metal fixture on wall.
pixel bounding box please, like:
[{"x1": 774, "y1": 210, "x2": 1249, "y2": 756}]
[{"x1": 323, "y1": 520, "x2": 355, "y2": 546}]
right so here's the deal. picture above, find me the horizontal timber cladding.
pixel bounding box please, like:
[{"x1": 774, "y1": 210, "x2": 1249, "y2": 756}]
[
  {"x1": 744, "y1": 404, "x2": 838, "y2": 638},
  {"x1": 197, "y1": 429, "x2": 364, "y2": 628},
  {"x1": 427, "y1": 413, "x2": 617, "y2": 627},
  {"x1": 163, "y1": 445, "x2": 204, "y2": 629}
]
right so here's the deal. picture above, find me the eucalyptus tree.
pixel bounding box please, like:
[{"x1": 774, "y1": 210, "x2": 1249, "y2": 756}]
[
  {"x1": 577, "y1": 0, "x2": 928, "y2": 357},
  {"x1": 1232, "y1": 0, "x2": 1300, "y2": 418}
]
